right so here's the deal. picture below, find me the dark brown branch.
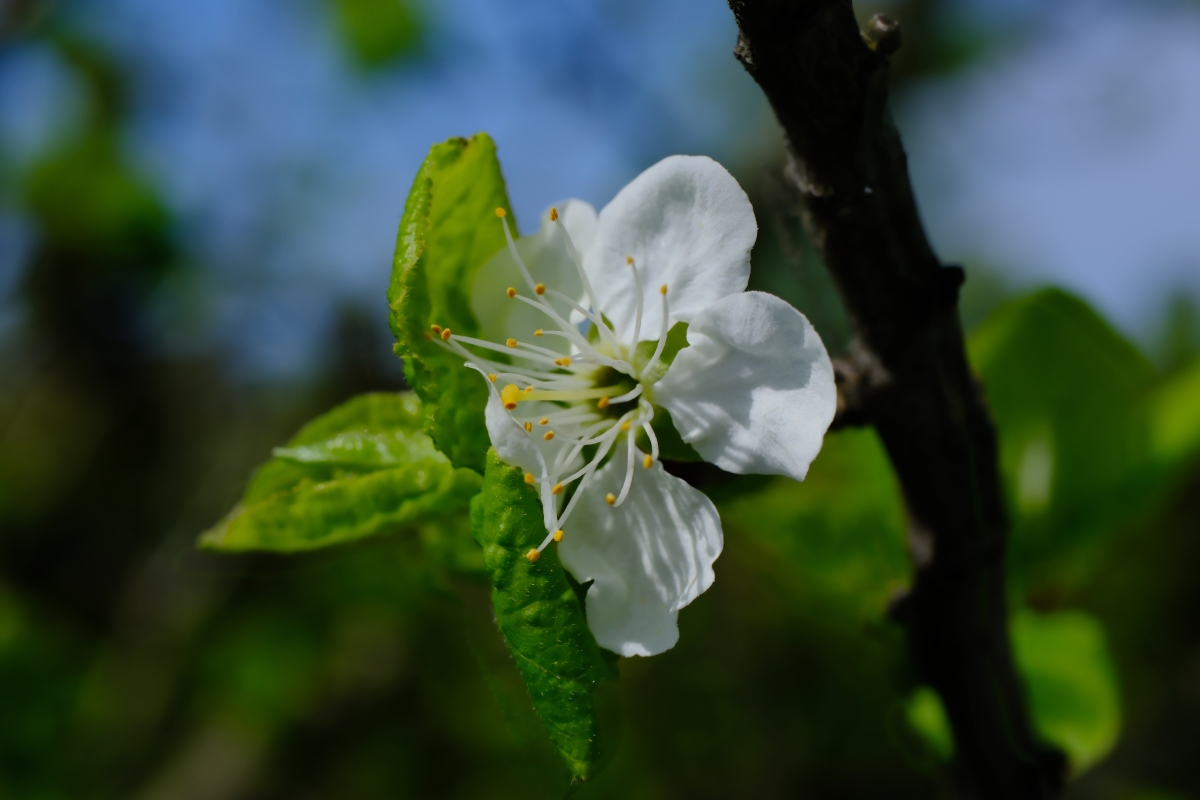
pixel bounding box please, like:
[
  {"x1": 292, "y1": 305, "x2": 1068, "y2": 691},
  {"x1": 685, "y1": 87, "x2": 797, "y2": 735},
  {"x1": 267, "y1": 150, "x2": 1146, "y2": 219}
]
[{"x1": 728, "y1": 1, "x2": 1066, "y2": 796}]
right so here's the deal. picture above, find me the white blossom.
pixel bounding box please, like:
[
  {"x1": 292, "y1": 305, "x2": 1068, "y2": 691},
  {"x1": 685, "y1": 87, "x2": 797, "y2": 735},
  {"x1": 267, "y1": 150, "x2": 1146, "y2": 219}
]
[{"x1": 434, "y1": 155, "x2": 836, "y2": 656}]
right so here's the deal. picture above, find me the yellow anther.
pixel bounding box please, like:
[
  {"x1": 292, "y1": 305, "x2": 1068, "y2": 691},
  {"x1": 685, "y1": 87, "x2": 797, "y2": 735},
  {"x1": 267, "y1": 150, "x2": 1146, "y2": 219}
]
[
  {"x1": 535, "y1": 283, "x2": 546, "y2": 295},
  {"x1": 553, "y1": 529, "x2": 564, "y2": 542},
  {"x1": 605, "y1": 492, "x2": 616, "y2": 505},
  {"x1": 423, "y1": 332, "x2": 432, "y2": 340},
  {"x1": 524, "y1": 472, "x2": 535, "y2": 485},
  {"x1": 506, "y1": 338, "x2": 518, "y2": 348},
  {"x1": 487, "y1": 373, "x2": 497, "y2": 382},
  {"x1": 559, "y1": 356, "x2": 571, "y2": 367},
  {"x1": 534, "y1": 329, "x2": 543, "y2": 336},
  {"x1": 543, "y1": 431, "x2": 555, "y2": 441},
  {"x1": 626, "y1": 255, "x2": 633, "y2": 265},
  {"x1": 495, "y1": 207, "x2": 506, "y2": 218},
  {"x1": 441, "y1": 328, "x2": 453, "y2": 341},
  {"x1": 506, "y1": 286, "x2": 516, "y2": 298},
  {"x1": 524, "y1": 385, "x2": 533, "y2": 394},
  {"x1": 524, "y1": 422, "x2": 533, "y2": 432},
  {"x1": 430, "y1": 324, "x2": 442, "y2": 335},
  {"x1": 660, "y1": 284, "x2": 668, "y2": 295},
  {"x1": 620, "y1": 421, "x2": 631, "y2": 432},
  {"x1": 501, "y1": 384, "x2": 520, "y2": 410},
  {"x1": 526, "y1": 548, "x2": 540, "y2": 562},
  {"x1": 549, "y1": 207, "x2": 559, "y2": 221},
  {"x1": 539, "y1": 416, "x2": 549, "y2": 425},
  {"x1": 643, "y1": 454, "x2": 654, "y2": 469},
  {"x1": 597, "y1": 397, "x2": 610, "y2": 409},
  {"x1": 551, "y1": 483, "x2": 564, "y2": 495}
]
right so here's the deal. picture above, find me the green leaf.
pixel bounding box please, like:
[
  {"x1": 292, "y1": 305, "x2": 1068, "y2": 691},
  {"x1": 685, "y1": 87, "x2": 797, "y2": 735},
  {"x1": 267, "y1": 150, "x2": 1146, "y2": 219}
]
[
  {"x1": 1012, "y1": 609, "x2": 1121, "y2": 776},
  {"x1": 200, "y1": 392, "x2": 481, "y2": 553},
  {"x1": 1149, "y1": 358, "x2": 1200, "y2": 468},
  {"x1": 905, "y1": 686, "x2": 954, "y2": 761},
  {"x1": 328, "y1": 0, "x2": 422, "y2": 70},
  {"x1": 969, "y1": 289, "x2": 1157, "y2": 581},
  {"x1": 389, "y1": 133, "x2": 513, "y2": 473},
  {"x1": 470, "y1": 449, "x2": 618, "y2": 782},
  {"x1": 718, "y1": 428, "x2": 910, "y2": 621}
]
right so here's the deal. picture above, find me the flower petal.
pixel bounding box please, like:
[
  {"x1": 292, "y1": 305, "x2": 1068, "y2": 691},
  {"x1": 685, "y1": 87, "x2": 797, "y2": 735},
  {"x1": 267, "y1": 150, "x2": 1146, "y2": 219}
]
[
  {"x1": 471, "y1": 200, "x2": 597, "y2": 349},
  {"x1": 557, "y1": 443, "x2": 723, "y2": 657},
  {"x1": 584, "y1": 156, "x2": 755, "y2": 343},
  {"x1": 654, "y1": 291, "x2": 836, "y2": 482}
]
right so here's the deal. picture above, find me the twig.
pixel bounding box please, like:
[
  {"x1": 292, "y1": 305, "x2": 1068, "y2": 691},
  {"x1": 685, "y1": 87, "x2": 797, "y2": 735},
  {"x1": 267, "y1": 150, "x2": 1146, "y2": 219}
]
[{"x1": 727, "y1": 1, "x2": 1066, "y2": 796}]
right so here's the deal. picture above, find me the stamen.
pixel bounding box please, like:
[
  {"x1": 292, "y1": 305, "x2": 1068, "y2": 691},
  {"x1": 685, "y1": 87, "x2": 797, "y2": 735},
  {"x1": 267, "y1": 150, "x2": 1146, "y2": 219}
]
[
  {"x1": 553, "y1": 529, "x2": 564, "y2": 542},
  {"x1": 644, "y1": 454, "x2": 654, "y2": 469},
  {"x1": 501, "y1": 384, "x2": 520, "y2": 410},
  {"x1": 620, "y1": 421, "x2": 631, "y2": 432},
  {"x1": 597, "y1": 397, "x2": 609, "y2": 409},
  {"x1": 544, "y1": 431, "x2": 555, "y2": 441},
  {"x1": 430, "y1": 324, "x2": 442, "y2": 336},
  {"x1": 524, "y1": 422, "x2": 533, "y2": 432},
  {"x1": 441, "y1": 328, "x2": 452, "y2": 341},
  {"x1": 495, "y1": 207, "x2": 506, "y2": 218},
  {"x1": 551, "y1": 483, "x2": 564, "y2": 495},
  {"x1": 549, "y1": 207, "x2": 559, "y2": 222},
  {"x1": 488, "y1": 373, "x2": 497, "y2": 382},
  {"x1": 506, "y1": 287, "x2": 516, "y2": 299},
  {"x1": 535, "y1": 283, "x2": 546, "y2": 295},
  {"x1": 643, "y1": 419, "x2": 660, "y2": 460},
  {"x1": 605, "y1": 493, "x2": 616, "y2": 505},
  {"x1": 524, "y1": 472, "x2": 535, "y2": 485},
  {"x1": 526, "y1": 548, "x2": 540, "y2": 562},
  {"x1": 640, "y1": 284, "x2": 672, "y2": 379},
  {"x1": 614, "y1": 433, "x2": 637, "y2": 505},
  {"x1": 628, "y1": 256, "x2": 644, "y2": 345},
  {"x1": 524, "y1": 385, "x2": 533, "y2": 394},
  {"x1": 506, "y1": 338, "x2": 518, "y2": 348},
  {"x1": 534, "y1": 329, "x2": 543, "y2": 336},
  {"x1": 552, "y1": 213, "x2": 604, "y2": 330},
  {"x1": 539, "y1": 416, "x2": 549, "y2": 425}
]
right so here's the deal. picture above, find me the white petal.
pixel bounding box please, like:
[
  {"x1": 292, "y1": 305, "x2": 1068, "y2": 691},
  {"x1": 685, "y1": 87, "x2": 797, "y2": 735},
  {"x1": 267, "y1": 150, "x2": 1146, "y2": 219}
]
[
  {"x1": 471, "y1": 200, "x2": 597, "y2": 350},
  {"x1": 557, "y1": 444, "x2": 723, "y2": 657},
  {"x1": 654, "y1": 291, "x2": 836, "y2": 482},
  {"x1": 584, "y1": 156, "x2": 756, "y2": 343}
]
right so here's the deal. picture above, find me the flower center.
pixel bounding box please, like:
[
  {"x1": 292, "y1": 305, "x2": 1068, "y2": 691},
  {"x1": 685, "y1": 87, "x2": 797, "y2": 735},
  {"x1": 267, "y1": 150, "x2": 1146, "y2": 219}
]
[{"x1": 431, "y1": 206, "x2": 674, "y2": 560}]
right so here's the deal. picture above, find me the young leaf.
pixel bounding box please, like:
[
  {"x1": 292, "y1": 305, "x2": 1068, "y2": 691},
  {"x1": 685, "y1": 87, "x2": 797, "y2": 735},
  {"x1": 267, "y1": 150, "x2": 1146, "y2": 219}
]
[
  {"x1": 470, "y1": 449, "x2": 619, "y2": 782},
  {"x1": 389, "y1": 133, "x2": 513, "y2": 473},
  {"x1": 200, "y1": 393, "x2": 481, "y2": 552},
  {"x1": 1013, "y1": 609, "x2": 1121, "y2": 777}
]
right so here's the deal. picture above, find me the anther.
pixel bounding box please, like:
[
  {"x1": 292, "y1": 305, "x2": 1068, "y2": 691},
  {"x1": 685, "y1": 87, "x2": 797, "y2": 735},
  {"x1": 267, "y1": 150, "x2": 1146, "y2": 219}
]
[
  {"x1": 551, "y1": 483, "x2": 564, "y2": 495},
  {"x1": 501, "y1": 384, "x2": 520, "y2": 410},
  {"x1": 495, "y1": 207, "x2": 506, "y2": 218},
  {"x1": 605, "y1": 493, "x2": 616, "y2": 505},
  {"x1": 506, "y1": 287, "x2": 516, "y2": 298},
  {"x1": 626, "y1": 256, "x2": 633, "y2": 265},
  {"x1": 660, "y1": 284, "x2": 668, "y2": 295},
  {"x1": 535, "y1": 283, "x2": 546, "y2": 295},
  {"x1": 524, "y1": 472, "x2": 535, "y2": 485},
  {"x1": 597, "y1": 397, "x2": 610, "y2": 409},
  {"x1": 526, "y1": 548, "x2": 540, "y2": 562},
  {"x1": 539, "y1": 416, "x2": 549, "y2": 425},
  {"x1": 441, "y1": 328, "x2": 452, "y2": 341},
  {"x1": 430, "y1": 324, "x2": 442, "y2": 335},
  {"x1": 543, "y1": 431, "x2": 555, "y2": 441},
  {"x1": 549, "y1": 207, "x2": 558, "y2": 222},
  {"x1": 643, "y1": 454, "x2": 654, "y2": 469},
  {"x1": 620, "y1": 421, "x2": 631, "y2": 432},
  {"x1": 524, "y1": 422, "x2": 532, "y2": 432},
  {"x1": 487, "y1": 373, "x2": 497, "y2": 382},
  {"x1": 559, "y1": 356, "x2": 571, "y2": 367},
  {"x1": 506, "y1": 338, "x2": 518, "y2": 348},
  {"x1": 534, "y1": 329, "x2": 543, "y2": 337},
  {"x1": 553, "y1": 529, "x2": 564, "y2": 542},
  {"x1": 524, "y1": 385, "x2": 533, "y2": 394}
]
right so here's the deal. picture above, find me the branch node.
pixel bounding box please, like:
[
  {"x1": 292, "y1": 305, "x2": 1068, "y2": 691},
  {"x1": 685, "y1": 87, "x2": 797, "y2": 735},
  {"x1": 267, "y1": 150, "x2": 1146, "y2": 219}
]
[{"x1": 863, "y1": 14, "x2": 902, "y2": 57}]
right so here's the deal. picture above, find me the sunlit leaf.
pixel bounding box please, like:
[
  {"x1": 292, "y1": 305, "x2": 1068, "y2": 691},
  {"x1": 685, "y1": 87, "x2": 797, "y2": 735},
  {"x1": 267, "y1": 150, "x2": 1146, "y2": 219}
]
[
  {"x1": 905, "y1": 686, "x2": 954, "y2": 761},
  {"x1": 718, "y1": 427, "x2": 910, "y2": 620},
  {"x1": 470, "y1": 449, "x2": 618, "y2": 782},
  {"x1": 1013, "y1": 609, "x2": 1121, "y2": 776},
  {"x1": 969, "y1": 289, "x2": 1156, "y2": 579},
  {"x1": 390, "y1": 134, "x2": 513, "y2": 473},
  {"x1": 1148, "y1": 358, "x2": 1200, "y2": 468},
  {"x1": 328, "y1": 0, "x2": 422, "y2": 69},
  {"x1": 200, "y1": 392, "x2": 481, "y2": 552}
]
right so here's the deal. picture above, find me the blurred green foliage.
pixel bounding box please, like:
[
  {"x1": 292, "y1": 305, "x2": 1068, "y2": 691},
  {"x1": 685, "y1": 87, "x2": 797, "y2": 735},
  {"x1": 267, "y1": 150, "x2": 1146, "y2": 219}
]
[
  {"x1": 326, "y1": 0, "x2": 423, "y2": 70},
  {"x1": 4, "y1": 9, "x2": 1200, "y2": 800}
]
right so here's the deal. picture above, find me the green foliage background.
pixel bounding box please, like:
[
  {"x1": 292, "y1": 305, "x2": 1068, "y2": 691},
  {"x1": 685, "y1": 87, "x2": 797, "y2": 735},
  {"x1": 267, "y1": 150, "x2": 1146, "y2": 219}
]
[{"x1": 2, "y1": 5, "x2": 1200, "y2": 799}]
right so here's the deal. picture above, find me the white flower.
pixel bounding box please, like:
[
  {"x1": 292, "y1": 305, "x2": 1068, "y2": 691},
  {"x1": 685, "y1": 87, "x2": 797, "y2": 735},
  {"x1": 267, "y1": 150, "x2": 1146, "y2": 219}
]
[{"x1": 435, "y1": 155, "x2": 836, "y2": 657}]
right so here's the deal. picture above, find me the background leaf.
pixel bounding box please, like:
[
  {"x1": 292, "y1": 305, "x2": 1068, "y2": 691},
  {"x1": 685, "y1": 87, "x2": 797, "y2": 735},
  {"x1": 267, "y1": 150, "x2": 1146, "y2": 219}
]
[
  {"x1": 389, "y1": 133, "x2": 513, "y2": 473},
  {"x1": 1012, "y1": 609, "x2": 1122, "y2": 776},
  {"x1": 470, "y1": 449, "x2": 618, "y2": 782},
  {"x1": 200, "y1": 392, "x2": 481, "y2": 552}
]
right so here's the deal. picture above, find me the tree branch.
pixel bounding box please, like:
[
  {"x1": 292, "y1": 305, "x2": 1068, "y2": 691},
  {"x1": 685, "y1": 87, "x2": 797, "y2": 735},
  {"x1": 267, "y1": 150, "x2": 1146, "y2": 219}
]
[{"x1": 727, "y1": 1, "x2": 1066, "y2": 796}]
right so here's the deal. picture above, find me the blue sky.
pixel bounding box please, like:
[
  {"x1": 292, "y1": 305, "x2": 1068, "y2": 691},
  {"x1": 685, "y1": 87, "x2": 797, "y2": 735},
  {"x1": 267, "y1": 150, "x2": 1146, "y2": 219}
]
[{"x1": 2, "y1": 0, "x2": 1197, "y2": 376}]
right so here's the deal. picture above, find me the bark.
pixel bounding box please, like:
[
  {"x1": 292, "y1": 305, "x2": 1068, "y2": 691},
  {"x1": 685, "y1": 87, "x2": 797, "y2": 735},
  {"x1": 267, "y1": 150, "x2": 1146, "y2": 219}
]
[{"x1": 727, "y1": 1, "x2": 1067, "y2": 796}]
